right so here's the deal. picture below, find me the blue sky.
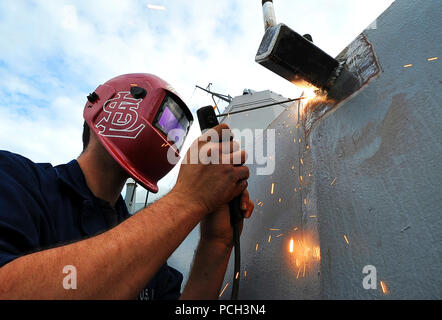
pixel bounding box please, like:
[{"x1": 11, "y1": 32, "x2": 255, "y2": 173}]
[{"x1": 0, "y1": 0, "x2": 394, "y2": 194}]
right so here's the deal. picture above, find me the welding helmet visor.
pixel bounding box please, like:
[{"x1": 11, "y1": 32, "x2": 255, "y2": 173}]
[{"x1": 153, "y1": 94, "x2": 193, "y2": 151}]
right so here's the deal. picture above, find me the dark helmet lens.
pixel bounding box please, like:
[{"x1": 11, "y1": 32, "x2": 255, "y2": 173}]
[{"x1": 154, "y1": 95, "x2": 191, "y2": 151}]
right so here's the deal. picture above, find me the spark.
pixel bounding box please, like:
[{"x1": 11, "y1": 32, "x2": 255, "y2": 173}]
[
  {"x1": 293, "y1": 138, "x2": 297, "y2": 143},
  {"x1": 380, "y1": 281, "x2": 388, "y2": 295},
  {"x1": 256, "y1": 243, "x2": 259, "y2": 251},
  {"x1": 270, "y1": 183, "x2": 275, "y2": 195},
  {"x1": 269, "y1": 228, "x2": 280, "y2": 231},
  {"x1": 300, "y1": 158, "x2": 304, "y2": 165},
  {"x1": 293, "y1": 227, "x2": 298, "y2": 231},
  {"x1": 289, "y1": 238, "x2": 294, "y2": 253},
  {"x1": 268, "y1": 235, "x2": 272, "y2": 243},
  {"x1": 344, "y1": 234, "x2": 350, "y2": 245},
  {"x1": 294, "y1": 188, "x2": 297, "y2": 192},
  {"x1": 308, "y1": 173, "x2": 312, "y2": 177},
  {"x1": 301, "y1": 88, "x2": 317, "y2": 103},
  {"x1": 304, "y1": 198, "x2": 307, "y2": 205},
  {"x1": 306, "y1": 145, "x2": 310, "y2": 150},
  {"x1": 303, "y1": 262, "x2": 306, "y2": 277},
  {"x1": 309, "y1": 215, "x2": 317, "y2": 218},
  {"x1": 313, "y1": 247, "x2": 321, "y2": 261},
  {"x1": 276, "y1": 234, "x2": 284, "y2": 238},
  {"x1": 290, "y1": 130, "x2": 293, "y2": 134},
  {"x1": 427, "y1": 57, "x2": 438, "y2": 61},
  {"x1": 296, "y1": 266, "x2": 302, "y2": 279},
  {"x1": 257, "y1": 201, "x2": 263, "y2": 207},
  {"x1": 291, "y1": 165, "x2": 295, "y2": 170},
  {"x1": 244, "y1": 271, "x2": 247, "y2": 278},
  {"x1": 296, "y1": 259, "x2": 300, "y2": 267},
  {"x1": 299, "y1": 138, "x2": 302, "y2": 143},
  {"x1": 235, "y1": 272, "x2": 240, "y2": 280},
  {"x1": 278, "y1": 198, "x2": 282, "y2": 203},
  {"x1": 403, "y1": 64, "x2": 413, "y2": 68},
  {"x1": 147, "y1": 4, "x2": 166, "y2": 10},
  {"x1": 213, "y1": 105, "x2": 218, "y2": 110},
  {"x1": 300, "y1": 176, "x2": 303, "y2": 183},
  {"x1": 219, "y1": 282, "x2": 230, "y2": 298},
  {"x1": 303, "y1": 246, "x2": 310, "y2": 258},
  {"x1": 330, "y1": 177, "x2": 337, "y2": 186}
]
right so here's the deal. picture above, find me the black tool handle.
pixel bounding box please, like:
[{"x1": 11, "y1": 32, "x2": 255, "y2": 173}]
[
  {"x1": 197, "y1": 105, "x2": 220, "y2": 132},
  {"x1": 197, "y1": 105, "x2": 245, "y2": 224},
  {"x1": 197, "y1": 106, "x2": 243, "y2": 300}
]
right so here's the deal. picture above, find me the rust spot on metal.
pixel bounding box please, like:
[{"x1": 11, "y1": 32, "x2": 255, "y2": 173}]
[{"x1": 302, "y1": 34, "x2": 382, "y2": 136}]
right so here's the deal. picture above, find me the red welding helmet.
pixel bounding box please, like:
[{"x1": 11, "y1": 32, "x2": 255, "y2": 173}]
[{"x1": 83, "y1": 73, "x2": 193, "y2": 193}]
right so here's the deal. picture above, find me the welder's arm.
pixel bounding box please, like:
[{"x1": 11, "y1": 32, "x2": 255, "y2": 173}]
[
  {"x1": 0, "y1": 124, "x2": 248, "y2": 300},
  {"x1": 0, "y1": 191, "x2": 207, "y2": 299},
  {"x1": 180, "y1": 191, "x2": 254, "y2": 300}
]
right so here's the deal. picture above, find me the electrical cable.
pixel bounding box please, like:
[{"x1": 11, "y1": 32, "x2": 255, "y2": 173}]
[
  {"x1": 228, "y1": 195, "x2": 244, "y2": 300},
  {"x1": 231, "y1": 223, "x2": 241, "y2": 300}
]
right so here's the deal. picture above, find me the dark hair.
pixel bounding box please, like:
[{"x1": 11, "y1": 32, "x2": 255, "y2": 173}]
[{"x1": 82, "y1": 121, "x2": 90, "y2": 151}]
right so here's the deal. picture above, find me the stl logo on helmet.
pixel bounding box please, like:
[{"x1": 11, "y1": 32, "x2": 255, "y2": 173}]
[{"x1": 96, "y1": 91, "x2": 146, "y2": 139}]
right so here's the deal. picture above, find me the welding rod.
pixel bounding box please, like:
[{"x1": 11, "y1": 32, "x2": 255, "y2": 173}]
[{"x1": 217, "y1": 96, "x2": 304, "y2": 118}]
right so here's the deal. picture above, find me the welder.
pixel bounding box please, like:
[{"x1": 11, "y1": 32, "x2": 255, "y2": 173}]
[{"x1": 0, "y1": 73, "x2": 254, "y2": 299}]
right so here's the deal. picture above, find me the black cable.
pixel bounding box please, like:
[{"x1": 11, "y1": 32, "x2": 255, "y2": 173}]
[
  {"x1": 228, "y1": 195, "x2": 243, "y2": 300},
  {"x1": 197, "y1": 106, "x2": 244, "y2": 300},
  {"x1": 231, "y1": 223, "x2": 241, "y2": 300}
]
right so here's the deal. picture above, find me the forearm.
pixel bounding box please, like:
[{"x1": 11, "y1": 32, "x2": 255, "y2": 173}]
[
  {"x1": 0, "y1": 191, "x2": 205, "y2": 299},
  {"x1": 180, "y1": 240, "x2": 232, "y2": 300}
]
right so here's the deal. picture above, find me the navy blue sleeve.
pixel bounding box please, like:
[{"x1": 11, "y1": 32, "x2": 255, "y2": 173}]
[
  {"x1": 156, "y1": 264, "x2": 183, "y2": 300},
  {"x1": 142, "y1": 263, "x2": 183, "y2": 300},
  {"x1": 0, "y1": 152, "x2": 46, "y2": 267}
]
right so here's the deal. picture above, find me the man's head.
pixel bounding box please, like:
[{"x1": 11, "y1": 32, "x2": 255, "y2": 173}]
[{"x1": 82, "y1": 73, "x2": 193, "y2": 193}]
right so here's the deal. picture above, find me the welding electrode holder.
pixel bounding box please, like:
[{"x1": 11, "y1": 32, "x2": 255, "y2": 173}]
[{"x1": 197, "y1": 105, "x2": 244, "y2": 300}]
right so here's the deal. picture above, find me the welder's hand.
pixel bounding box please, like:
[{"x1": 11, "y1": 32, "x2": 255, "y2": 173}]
[
  {"x1": 200, "y1": 189, "x2": 254, "y2": 247},
  {"x1": 172, "y1": 123, "x2": 250, "y2": 215}
]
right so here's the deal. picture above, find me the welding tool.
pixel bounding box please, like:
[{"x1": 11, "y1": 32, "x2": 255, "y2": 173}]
[
  {"x1": 256, "y1": 0, "x2": 360, "y2": 101},
  {"x1": 197, "y1": 106, "x2": 244, "y2": 300}
]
